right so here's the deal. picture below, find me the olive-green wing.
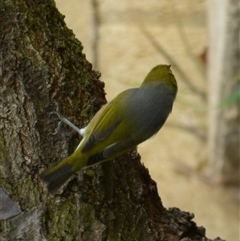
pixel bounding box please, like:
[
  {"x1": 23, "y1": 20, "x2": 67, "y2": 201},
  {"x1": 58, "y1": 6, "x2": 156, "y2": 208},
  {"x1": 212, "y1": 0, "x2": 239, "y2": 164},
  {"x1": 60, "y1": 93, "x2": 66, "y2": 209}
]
[{"x1": 81, "y1": 92, "x2": 137, "y2": 160}]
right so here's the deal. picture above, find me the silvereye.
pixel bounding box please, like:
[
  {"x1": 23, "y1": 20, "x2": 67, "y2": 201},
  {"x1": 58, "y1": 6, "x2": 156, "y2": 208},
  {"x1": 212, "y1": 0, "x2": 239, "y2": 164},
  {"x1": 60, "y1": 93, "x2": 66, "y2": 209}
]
[{"x1": 40, "y1": 64, "x2": 178, "y2": 193}]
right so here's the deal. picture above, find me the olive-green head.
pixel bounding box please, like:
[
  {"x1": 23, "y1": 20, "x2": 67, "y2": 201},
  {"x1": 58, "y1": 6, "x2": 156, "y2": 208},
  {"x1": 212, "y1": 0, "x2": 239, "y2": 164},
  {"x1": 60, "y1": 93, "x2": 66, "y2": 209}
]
[{"x1": 141, "y1": 64, "x2": 178, "y2": 94}]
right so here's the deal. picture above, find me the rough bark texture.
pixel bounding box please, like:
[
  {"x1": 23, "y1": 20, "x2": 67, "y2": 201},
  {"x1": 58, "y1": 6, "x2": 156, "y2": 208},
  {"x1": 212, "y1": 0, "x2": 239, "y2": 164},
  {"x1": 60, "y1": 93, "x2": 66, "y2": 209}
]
[{"x1": 0, "y1": 0, "x2": 225, "y2": 240}]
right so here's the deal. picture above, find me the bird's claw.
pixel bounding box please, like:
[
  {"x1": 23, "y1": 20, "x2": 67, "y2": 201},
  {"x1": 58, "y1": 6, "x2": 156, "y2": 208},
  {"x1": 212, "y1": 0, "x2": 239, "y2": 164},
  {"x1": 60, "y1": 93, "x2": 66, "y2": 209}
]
[
  {"x1": 51, "y1": 120, "x2": 63, "y2": 135},
  {"x1": 49, "y1": 110, "x2": 63, "y2": 121},
  {"x1": 49, "y1": 101, "x2": 85, "y2": 136},
  {"x1": 49, "y1": 101, "x2": 64, "y2": 135}
]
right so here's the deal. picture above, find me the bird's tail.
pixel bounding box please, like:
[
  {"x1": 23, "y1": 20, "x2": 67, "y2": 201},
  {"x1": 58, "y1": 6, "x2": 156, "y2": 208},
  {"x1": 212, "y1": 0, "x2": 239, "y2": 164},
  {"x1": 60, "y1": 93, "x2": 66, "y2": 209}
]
[{"x1": 39, "y1": 152, "x2": 86, "y2": 194}]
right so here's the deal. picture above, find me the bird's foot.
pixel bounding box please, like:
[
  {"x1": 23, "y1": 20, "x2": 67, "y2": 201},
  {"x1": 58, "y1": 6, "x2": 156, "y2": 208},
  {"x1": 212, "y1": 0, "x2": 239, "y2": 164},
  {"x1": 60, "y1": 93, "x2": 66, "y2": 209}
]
[{"x1": 49, "y1": 101, "x2": 86, "y2": 136}]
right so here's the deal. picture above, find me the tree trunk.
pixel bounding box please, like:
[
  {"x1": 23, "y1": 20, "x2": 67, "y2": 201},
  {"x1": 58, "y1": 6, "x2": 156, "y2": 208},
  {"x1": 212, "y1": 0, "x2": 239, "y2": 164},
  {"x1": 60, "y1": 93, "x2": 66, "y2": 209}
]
[
  {"x1": 0, "y1": 0, "x2": 224, "y2": 240},
  {"x1": 207, "y1": 0, "x2": 240, "y2": 183}
]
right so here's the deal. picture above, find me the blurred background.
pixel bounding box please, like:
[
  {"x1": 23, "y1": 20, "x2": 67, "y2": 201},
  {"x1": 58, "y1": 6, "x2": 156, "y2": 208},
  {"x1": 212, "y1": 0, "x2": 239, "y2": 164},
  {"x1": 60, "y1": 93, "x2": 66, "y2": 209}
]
[{"x1": 55, "y1": 0, "x2": 239, "y2": 240}]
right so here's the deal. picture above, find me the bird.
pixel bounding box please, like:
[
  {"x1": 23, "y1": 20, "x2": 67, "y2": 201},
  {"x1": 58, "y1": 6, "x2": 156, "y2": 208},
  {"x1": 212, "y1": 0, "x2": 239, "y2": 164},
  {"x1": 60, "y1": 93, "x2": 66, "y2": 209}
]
[{"x1": 39, "y1": 64, "x2": 178, "y2": 194}]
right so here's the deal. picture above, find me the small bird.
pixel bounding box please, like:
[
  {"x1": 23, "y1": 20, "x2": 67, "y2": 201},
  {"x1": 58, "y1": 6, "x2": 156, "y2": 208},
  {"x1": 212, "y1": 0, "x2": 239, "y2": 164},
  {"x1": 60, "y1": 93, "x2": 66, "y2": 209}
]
[{"x1": 40, "y1": 65, "x2": 178, "y2": 193}]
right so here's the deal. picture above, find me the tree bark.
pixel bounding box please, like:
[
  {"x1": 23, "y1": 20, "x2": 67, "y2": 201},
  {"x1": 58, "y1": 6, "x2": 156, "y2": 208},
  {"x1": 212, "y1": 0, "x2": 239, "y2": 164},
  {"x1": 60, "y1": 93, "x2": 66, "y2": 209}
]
[{"x1": 0, "y1": 0, "x2": 224, "y2": 240}]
